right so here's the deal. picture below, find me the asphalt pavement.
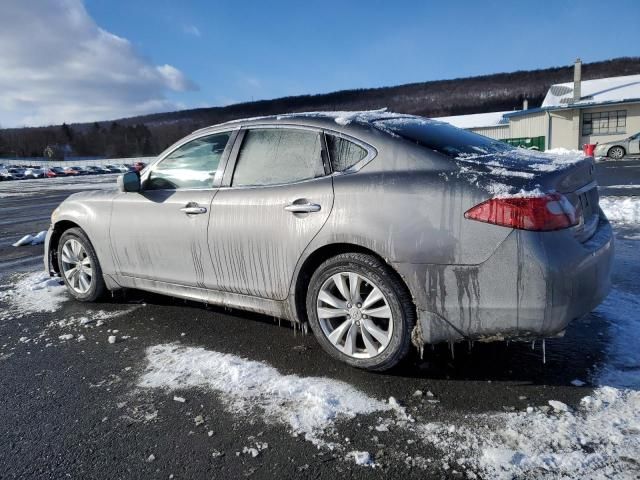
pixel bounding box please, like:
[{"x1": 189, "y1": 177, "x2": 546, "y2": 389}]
[{"x1": 0, "y1": 160, "x2": 638, "y2": 479}]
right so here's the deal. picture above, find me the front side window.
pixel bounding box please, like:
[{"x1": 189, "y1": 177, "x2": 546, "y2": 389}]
[
  {"x1": 326, "y1": 134, "x2": 367, "y2": 172},
  {"x1": 146, "y1": 132, "x2": 231, "y2": 190},
  {"x1": 232, "y1": 128, "x2": 324, "y2": 186}
]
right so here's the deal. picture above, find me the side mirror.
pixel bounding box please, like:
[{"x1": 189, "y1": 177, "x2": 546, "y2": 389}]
[{"x1": 118, "y1": 171, "x2": 141, "y2": 192}]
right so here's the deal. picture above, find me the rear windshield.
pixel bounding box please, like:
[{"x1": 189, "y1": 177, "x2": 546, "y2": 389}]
[{"x1": 373, "y1": 117, "x2": 514, "y2": 158}]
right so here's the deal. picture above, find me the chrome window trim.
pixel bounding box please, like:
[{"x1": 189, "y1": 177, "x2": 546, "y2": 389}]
[{"x1": 140, "y1": 128, "x2": 238, "y2": 191}]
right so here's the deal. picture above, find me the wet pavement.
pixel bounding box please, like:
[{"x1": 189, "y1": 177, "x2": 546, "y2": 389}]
[{"x1": 0, "y1": 161, "x2": 638, "y2": 479}]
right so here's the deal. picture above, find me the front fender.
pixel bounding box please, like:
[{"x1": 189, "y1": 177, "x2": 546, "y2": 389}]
[{"x1": 47, "y1": 190, "x2": 115, "y2": 276}]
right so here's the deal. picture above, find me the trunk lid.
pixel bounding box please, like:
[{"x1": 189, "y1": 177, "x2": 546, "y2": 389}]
[{"x1": 456, "y1": 150, "x2": 600, "y2": 242}]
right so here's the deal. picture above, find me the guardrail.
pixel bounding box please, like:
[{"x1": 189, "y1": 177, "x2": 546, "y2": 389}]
[{"x1": 0, "y1": 156, "x2": 156, "y2": 168}]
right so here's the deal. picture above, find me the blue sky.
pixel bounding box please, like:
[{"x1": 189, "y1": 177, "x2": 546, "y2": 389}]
[
  {"x1": 2, "y1": 0, "x2": 639, "y2": 127},
  {"x1": 86, "y1": 0, "x2": 640, "y2": 107}
]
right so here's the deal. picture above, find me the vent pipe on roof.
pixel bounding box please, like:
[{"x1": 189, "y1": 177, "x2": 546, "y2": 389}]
[{"x1": 573, "y1": 58, "x2": 582, "y2": 103}]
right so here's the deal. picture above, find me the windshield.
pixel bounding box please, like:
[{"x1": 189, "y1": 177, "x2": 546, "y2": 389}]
[{"x1": 373, "y1": 117, "x2": 514, "y2": 158}]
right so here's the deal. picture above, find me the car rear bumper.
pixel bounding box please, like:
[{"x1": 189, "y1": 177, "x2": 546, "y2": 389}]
[{"x1": 394, "y1": 217, "x2": 614, "y2": 344}]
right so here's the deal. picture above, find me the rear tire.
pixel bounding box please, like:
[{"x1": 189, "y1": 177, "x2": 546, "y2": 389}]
[
  {"x1": 57, "y1": 227, "x2": 106, "y2": 302},
  {"x1": 306, "y1": 253, "x2": 415, "y2": 371},
  {"x1": 608, "y1": 146, "x2": 625, "y2": 160}
]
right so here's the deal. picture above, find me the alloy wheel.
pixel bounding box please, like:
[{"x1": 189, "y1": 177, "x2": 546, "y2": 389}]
[
  {"x1": 316, "y1": 271, "x2": 393, "y2": 359},
  {"x1": 60, "y1": 238, "x2": 93, "y2": 294},
  {"x1": 609, "y1": 147, "x2": 624, "y2": 159}
]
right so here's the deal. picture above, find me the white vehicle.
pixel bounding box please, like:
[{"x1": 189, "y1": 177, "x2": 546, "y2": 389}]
[
  {"x1": 0, "y1": 167, "x2": 13, "y2": 181},
  {"x1": 24, "y1": 167, "x2": 45, "y2": 179}
]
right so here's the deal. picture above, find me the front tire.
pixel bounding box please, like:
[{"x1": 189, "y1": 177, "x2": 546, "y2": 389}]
[
  {"x1": 306, "y1": 253, "x2": 415, "y2": 371},
  {"x1": 608, "y1": 146, "x2": 625, "y2": 160},
  {"x1": 57, "y1": 227, "x2": 106, "y2": 302}
]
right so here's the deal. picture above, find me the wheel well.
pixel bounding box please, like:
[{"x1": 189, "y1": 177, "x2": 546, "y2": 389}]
[
  {"x1": 293, "y1": 243, "x2": 412, "y2": 323},
  {"x1": 49, "y1": 220, "x2": 81, "y2": 274},
  {"x1": 609, "y1": 145, "x2": 626, "y2": 155}
]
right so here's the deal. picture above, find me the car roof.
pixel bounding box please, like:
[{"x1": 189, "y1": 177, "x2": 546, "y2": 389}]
[{"x1": 190, "y1": 109, "x2": 424, "y2": 136}]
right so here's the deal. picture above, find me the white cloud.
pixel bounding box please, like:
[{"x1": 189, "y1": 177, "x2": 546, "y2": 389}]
[
  {"x1": 182, "y1": 24, "x2": 201, "y2": 37},
  {"x1": 0, "y1": 0, "x2": 198, "y2": 127},
  {"x1": 156, "y1": 64, "x2": 197, "y2": 91}
]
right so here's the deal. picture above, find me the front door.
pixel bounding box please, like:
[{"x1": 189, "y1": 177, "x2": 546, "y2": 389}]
[
  {"x1": 207, "y1": 127, "x2": 334, "y2": 300},
  {"x1": 109, "y1": 131, "x2": 233, "y2": 287},
  {"x1": 628, "y1": 133, "x2": 640, "y2": 155}
]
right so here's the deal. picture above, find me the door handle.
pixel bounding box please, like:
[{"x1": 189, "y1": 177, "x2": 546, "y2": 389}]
[
  {"x1": 284, "y1": 202, "x2": 321, "y2": 213},
  {"x1": 180, "y1": 206, "x2": 207, "y2": 215}
]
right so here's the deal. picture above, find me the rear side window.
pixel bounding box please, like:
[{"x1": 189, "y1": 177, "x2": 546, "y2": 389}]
[
  {"x1": 326, "y1": 135, "x2": 367, "y2": 172},
  {"x1": 147, "y1": 132, "x2": 230, "y2": 190},
  {"x1": 232, "y1": 129, "x2": 324, "y2": 186},
  {"x1": 373, "y1": 117, "x2": 513, "y2": 158}
]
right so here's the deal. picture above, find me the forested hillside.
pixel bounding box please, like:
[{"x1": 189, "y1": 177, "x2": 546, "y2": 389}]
[{"x1": 2, "y1": 57, "x2": 639, "y2": 158}]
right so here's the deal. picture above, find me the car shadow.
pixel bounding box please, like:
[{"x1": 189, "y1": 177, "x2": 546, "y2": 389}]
[{"x1": 94, "y1": 287, "x2": 611, "y2": 390}]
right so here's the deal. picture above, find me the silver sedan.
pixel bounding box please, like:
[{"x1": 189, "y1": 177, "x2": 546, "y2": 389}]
[
  {"x1": 595, "y1": 132, "x2": 640, "y2": 159},
  {"x1": 44, "y1": 111, "x2": 613, "y2": 370}
]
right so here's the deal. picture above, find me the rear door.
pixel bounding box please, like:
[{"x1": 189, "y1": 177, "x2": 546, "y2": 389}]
[
  {"x1": 109, "y1": 131, "x2": 235, "y2": 286},
  {"x1": 206, "y1": 127, "x2": 334, "y2": 299}
]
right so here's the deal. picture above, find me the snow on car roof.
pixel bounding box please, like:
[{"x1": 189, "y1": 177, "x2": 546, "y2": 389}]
[
  {"x1": 542, "y1": 74, "x2": 640, "y2": 108},
  {"x1": 197, "y1": 109, "x2": 444, "y2": 133}
]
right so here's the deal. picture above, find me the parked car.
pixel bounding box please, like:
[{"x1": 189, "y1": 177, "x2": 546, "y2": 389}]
[
  {"x1": 8, "y1": 167, "x2": 26, "y2": 180},
  {"x1": 63, "y1": 166, "x2": 80, "y2": 176},
  {"x1": 50, "y1": 167, "x2": 67, "y2": 177},
  {"x1": 72, "y1": 166, "x2": 91, "y2": 175},
  {"x1": 0, "y1": 167, "x2": 14, "y2": 181},
  {"x1": 104, "y1": 164, "x2": 128, "y2": 173},
  {"x1": 594, "y1": 132, "x2": 640, "y2": 159},
  {"x1": 24, "y1": 167, "x2": 46, "y2": 179},
  {"x1": 44, "y1": 168, "x2": 59, "y2": 178},
  {"x1": 86, "y1": 165, "x2": 110, "y2": 174},
  {"x1": 44, "y1": 112, "x2": 613, "y2": 371}
]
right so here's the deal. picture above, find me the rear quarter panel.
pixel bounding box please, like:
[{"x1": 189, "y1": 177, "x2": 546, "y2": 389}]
[{"x1": 303, "y1": 141, "x2": 513, "y2": 266}]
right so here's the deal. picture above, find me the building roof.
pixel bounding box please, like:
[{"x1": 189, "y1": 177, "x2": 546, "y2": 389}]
[
  {"x1": 433, "y1": 111, "x2": 512, "y2": 129},
  {"x1": 542, "y1": 74, "x2": 640, "y2": 108}
]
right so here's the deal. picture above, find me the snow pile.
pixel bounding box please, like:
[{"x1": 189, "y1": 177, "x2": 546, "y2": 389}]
[
  {"x1": 137, "y1": 343, "x2": 640, "y2": 476},
  {"x1": 12, "y1": 231, "x2": 47, "y2": 247},
  {"x1": 0, "y1": 271, "x2": 66, "y2": 318},
  {"x1": 346, "y1": 451, "x2": 375, "y2": 466},
  {"x1": 474, "y1": 387, "x2": 640, "y2": 479},
  {"x1": 594, "y1": 289, "x2": 640, "y2": 389},
  {"x1": 138, "y1": 344, "x2": 395, "y2": 447},
  {"x1": 600, "y1": 196, "x2": 640, "y2": 224}
]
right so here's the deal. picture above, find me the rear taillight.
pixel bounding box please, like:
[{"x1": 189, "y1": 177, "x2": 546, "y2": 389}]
[{"x1": 464, "y1": 193, "x2": 578, "y2": 231}]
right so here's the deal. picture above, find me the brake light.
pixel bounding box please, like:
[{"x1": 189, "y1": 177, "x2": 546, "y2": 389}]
[{"x1": 464, "y1": 193, "x2": 578, "y2": 231}]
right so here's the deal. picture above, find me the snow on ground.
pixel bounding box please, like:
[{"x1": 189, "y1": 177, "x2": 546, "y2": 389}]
[
  {"x1": 138, "y1": 342, "x2": 639, "y2": 477},
  {"x1": 137, "y1": 343, "x2": 397, "y2": 448},
  {"x1": 593, "y1": 288, "x2": 640, "y2": 389},
  {"x1": 0, "y1": 270, "x2": 138, "y2": 346},
  {"x1": 600, "y1": 196, "x2": 640, "y2": 224},
  {"x1": 12, "y1": 231, "x2": 46, "y2": 247},
  {"x1": 470, "y1": 387, "x2": 640, "y2": 479},
  {"x1": 0, "y1": 271, "x2": 66, "y2": 318}
]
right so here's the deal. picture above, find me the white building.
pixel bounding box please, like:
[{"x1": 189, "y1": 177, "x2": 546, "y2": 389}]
[{"x1": 436, "y1": 59, "x2": 640, "y2": 152}]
